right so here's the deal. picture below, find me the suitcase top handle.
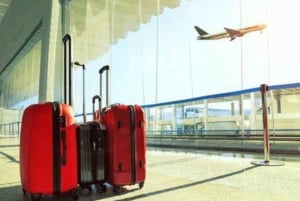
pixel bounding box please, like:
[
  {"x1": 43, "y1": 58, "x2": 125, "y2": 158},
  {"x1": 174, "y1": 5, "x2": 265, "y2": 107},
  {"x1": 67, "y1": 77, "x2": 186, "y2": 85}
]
[
  {"x1": 74, "y1": 61, "x2": 86, "y2": 123},
  {"x1": 99, "y1": 65, "x2": 110, "y2": 108},
  {"x1": 99, "y1": 65, "x2": 110, "y2": 74},
  {"x1": 92, "y1": 95, "x2": 102, "y2": 121},
  {"x1": 63, "y1": 34, "x2": 73, "y2": 106}
]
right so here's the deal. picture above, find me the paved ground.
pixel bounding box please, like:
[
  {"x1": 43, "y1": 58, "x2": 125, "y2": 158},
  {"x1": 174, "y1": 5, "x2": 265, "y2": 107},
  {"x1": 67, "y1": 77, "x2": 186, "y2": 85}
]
[{"x1": 1, "y1": 145, "x2": 300, "y2": 201}]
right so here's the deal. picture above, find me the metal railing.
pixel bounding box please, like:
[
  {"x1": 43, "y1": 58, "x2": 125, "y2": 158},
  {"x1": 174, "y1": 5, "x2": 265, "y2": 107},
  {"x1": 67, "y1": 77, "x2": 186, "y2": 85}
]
[
  {"x1": 0, "y1": 122, "x2": 21, "y2": 146},
  {"x1": 0, "y1": 122, "x2": 21, "y2": 138},
  {"x1": 146, "y1": 132, "x2": 300, "y2": 156}
]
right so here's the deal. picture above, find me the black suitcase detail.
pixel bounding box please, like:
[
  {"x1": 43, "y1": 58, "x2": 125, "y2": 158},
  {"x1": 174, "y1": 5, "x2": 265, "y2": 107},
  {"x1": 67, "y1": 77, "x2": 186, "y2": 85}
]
[
  {"x1": 75, "y1": 62, "x2": 107, "y2": 196},
  {"x1": 77, "y1": 122, "x2": 106, "y2": 196}
]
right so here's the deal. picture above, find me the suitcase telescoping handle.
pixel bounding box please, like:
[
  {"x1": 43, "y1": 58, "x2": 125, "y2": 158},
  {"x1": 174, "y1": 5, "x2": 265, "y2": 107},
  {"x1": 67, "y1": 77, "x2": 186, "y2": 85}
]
[
  {"x1": 99, "y1": 65, "x2": 110, "y2": 109},
  {"x1": 63, "y1": 34, "x2": 73, "y2": 106},
  {"x1": 92, "y1": 95, "x2": 101, "y2": 121},
  {"x1": 74, "y1": 62, "x2": 87, "y2": 123}
]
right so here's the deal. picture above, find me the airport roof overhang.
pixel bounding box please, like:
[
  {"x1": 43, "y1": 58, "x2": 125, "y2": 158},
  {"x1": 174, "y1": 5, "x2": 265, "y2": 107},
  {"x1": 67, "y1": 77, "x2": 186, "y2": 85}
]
[
  {"x1": 0, "y1": 0, "x2": 11, "y2": 25},
  {"x1": 0, "y1": 0, "x2": 180, "y2": 105},
  {"x1": 71, "y1": 0, "x2": 181, "y2": 63},
  {"x1": 0, "y1": 0, "x2": 181, "y2": 69}
]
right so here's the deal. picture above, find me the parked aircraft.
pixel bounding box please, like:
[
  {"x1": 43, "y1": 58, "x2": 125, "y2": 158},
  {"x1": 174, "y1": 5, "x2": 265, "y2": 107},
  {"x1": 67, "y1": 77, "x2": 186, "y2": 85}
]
[{"x1": 194, "y1": 24, "x2": 266, "y2": 41}]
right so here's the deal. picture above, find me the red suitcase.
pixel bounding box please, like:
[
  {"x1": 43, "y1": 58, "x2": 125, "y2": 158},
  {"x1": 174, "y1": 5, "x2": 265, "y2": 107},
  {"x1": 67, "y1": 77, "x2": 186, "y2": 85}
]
[
  {"x1": 101, "y1": 104, "x2": 146, "y2": 193},
  {"x1": 97, "y1": 66, "x2": 146, "y2": 194},
  {"x1": 20, "y1": 102, "x2": 78, "y2": 200},
  {"x1": 19, "y1": 34, "x2": 78, "y2": 201}
]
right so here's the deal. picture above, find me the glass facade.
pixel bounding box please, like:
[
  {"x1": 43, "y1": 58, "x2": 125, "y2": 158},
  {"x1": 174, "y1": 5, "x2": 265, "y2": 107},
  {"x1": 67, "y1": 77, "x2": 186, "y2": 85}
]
[
  {"x1": 70, "y1": 0, "x2": 300, "y2": 118},
  {"x1": 1, "y1": 0, "x2": 300, "y2": 147},
  {"x1": 0, "y1": 26, "x2": 41, "y2": 138},
  {"x1": 143, "y1": 83, "x2": 300, "y2": 153},
  {"x1": 143, "y1": 83, "x2": 300, "y2": 136}
]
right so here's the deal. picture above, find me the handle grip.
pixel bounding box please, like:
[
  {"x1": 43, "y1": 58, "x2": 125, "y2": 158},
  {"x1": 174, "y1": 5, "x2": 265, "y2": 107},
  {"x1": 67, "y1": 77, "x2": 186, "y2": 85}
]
[
  {"x1": 92, "y1": 95, "x2": 102, "y2": 120},
  {"x1": 99, "y1": 65, "x2": 110, "y2": 74},
  {"x1": 63, "y1": 34, "x2": 73, "y2": 106},
  {"x1": 99, "y1": 65, "x2": 110, "y2": 107}
]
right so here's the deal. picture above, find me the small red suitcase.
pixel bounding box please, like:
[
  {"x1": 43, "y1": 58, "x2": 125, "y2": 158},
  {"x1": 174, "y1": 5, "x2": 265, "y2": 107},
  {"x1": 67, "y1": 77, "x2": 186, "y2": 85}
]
[
  {"x1": 20, "y1": 102, "x2": 78, "y2": 200},
  {"x1": 97, "y1": 65, "x2": 146, "y2": 194},
  {"x1": 101, "y1": 104, "x2": 146, "y2": 194}
]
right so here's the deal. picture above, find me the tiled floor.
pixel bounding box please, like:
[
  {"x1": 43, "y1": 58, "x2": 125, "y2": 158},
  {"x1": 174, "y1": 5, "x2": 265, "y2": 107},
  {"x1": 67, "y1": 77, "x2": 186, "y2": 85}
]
[{"x1": 1, "y1": 146, "x2": 300, "y2": 201}]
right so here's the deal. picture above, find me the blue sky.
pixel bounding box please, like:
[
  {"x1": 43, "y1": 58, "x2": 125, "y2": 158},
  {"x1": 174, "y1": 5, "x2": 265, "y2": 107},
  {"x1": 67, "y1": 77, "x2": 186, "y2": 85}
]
[{"x1": 73, "y1": 0, "x2": 300, "y2": 116}]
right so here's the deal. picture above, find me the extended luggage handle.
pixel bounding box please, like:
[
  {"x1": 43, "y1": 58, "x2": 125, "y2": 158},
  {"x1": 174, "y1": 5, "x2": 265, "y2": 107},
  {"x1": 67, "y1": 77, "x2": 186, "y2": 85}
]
[
  {"x1": 92, "y1": 95, "x2": 102, "y2": 121},
  {"x1": 74, "y1": 61, "x2": 87, "y2": 123},
  {"x1": 63, "y1": 34, "x2": 73, "y2": 106},
  {"x1": 99, "y1": 65, "x2": 110, "y2": 109}
]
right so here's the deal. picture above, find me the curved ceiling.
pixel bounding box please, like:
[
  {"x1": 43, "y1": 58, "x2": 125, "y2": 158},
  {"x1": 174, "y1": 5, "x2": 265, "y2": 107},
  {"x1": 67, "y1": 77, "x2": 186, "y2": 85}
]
[
  {"x1": 0, "y1": 0, "x2": 181, "y2": 67},
  {"x1": 0, "y1": 0, "x2": 11, "y2": 25},
  {"x1": 70, "y1": 0, "x2": 181, "y2": 64}
]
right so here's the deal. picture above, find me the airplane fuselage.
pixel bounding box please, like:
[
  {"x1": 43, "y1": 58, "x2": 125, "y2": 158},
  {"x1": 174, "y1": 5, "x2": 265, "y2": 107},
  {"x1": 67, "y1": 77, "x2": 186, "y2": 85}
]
[
  {"x1": 239, "y1": 24, "x2": 266, "y2": 34},
  {"x1": 195, "y1": 24, "x2": 266, "y2": 41}
]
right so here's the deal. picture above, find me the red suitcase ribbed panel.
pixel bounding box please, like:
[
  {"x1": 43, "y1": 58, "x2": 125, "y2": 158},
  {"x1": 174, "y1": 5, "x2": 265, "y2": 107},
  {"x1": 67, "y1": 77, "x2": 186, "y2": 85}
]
[
  {"x1": 20, "y1": 103, "x2": 54, "y2": 194},
  {"x1": 102, "y1": 104, "x2": 146, "y2": 186}
]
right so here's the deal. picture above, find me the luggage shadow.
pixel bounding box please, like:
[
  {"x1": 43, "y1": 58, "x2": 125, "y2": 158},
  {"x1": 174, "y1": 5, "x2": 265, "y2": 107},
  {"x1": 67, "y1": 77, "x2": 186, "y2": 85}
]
[
  {"x1": 0, "y1": 144, "x2": 19, "y2": 148},
  {"x1": 148, "y1": 157, "x2": 199, "y2": 167},
  {"x1": 0, "y1": 185, "x2": 25, "y2": 201},
  {"x1": 72, "y1": 184, "x2": 143, "y2": 201},
  {"x1": 0, "y1": 151, "x2": 19, "y2": 163},
  {"x1": 114, "y1": 165, "x2": 259, "y2": 201}
]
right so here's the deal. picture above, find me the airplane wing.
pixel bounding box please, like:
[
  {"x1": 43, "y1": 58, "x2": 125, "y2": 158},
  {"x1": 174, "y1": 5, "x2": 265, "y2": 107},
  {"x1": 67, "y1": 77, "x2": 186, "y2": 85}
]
[
  {"x1": 224, "y1": 27, "x2": 240, "y2": 34},
  {"x1": 224, "y1": 27, "x2": 243, "y2": 41}
]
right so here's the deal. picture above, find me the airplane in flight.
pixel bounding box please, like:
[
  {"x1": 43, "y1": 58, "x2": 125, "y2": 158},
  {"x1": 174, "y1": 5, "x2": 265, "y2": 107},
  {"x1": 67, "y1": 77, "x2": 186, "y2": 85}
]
[{"x1": 194, "y1": 24, "x2": 266, "y2": 41}]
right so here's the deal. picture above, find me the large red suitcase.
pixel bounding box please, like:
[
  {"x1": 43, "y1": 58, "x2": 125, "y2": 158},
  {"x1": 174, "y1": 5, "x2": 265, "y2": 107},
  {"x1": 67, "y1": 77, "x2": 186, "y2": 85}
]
[
  {"x1": 101, "y1": 104, "x2": 146, "y2": 194},
  {"x1": 20, "y1": 34, "x2": 78, "y2": 201},
  {"x1": 20, "y1": 102, "x2": 78, "y2": 200}
]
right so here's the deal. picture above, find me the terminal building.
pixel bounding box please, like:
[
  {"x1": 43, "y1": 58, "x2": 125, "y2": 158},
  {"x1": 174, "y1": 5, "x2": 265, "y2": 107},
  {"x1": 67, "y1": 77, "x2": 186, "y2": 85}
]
[
  {"x1": 0, "y1": 1, "x2": 300, "y2": 200},
  {"x1": 1, "y1": 0, "x2": 300, "y2": 154}
]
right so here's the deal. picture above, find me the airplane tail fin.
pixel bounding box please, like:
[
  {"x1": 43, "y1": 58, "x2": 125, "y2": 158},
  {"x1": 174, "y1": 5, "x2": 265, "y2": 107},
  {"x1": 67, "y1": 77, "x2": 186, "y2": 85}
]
[{"x1": 194, "y1": 26, "x2": 208, "y2": 36}]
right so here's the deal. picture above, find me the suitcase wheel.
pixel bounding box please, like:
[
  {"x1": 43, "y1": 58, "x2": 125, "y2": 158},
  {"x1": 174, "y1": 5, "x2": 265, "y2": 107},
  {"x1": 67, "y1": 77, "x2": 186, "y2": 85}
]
[
  {"x1": 22, "y1": 188, "x2": 26, "y2": 195},
  {"x1": 30, "y1": 194, "x2": 42, "y2": 201},
  {"x1": 113, "y1": 186, "x2": 122, "y2": 195},
  {"x1": 79, "y1": 186, "x2": 92, "y2": 196},
  {"x1": 96, "y1": 184, "x2": 107, "y2": 193},
  {"x1": 71, "y1": 189, "x2": 79, "y2": 200},
  {"x1": 139, "y1": 182, "x2": 144, "y2": 189}
]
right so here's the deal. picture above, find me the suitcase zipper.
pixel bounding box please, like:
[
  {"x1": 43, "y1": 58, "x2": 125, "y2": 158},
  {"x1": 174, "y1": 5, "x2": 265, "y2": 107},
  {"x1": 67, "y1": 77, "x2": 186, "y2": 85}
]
[
  {"x1": 129, "y1": 105, "x2": 137, "y2": 185},
  {"x1": 52, "y1": 102, "x2": 61, "y2": 194}
]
